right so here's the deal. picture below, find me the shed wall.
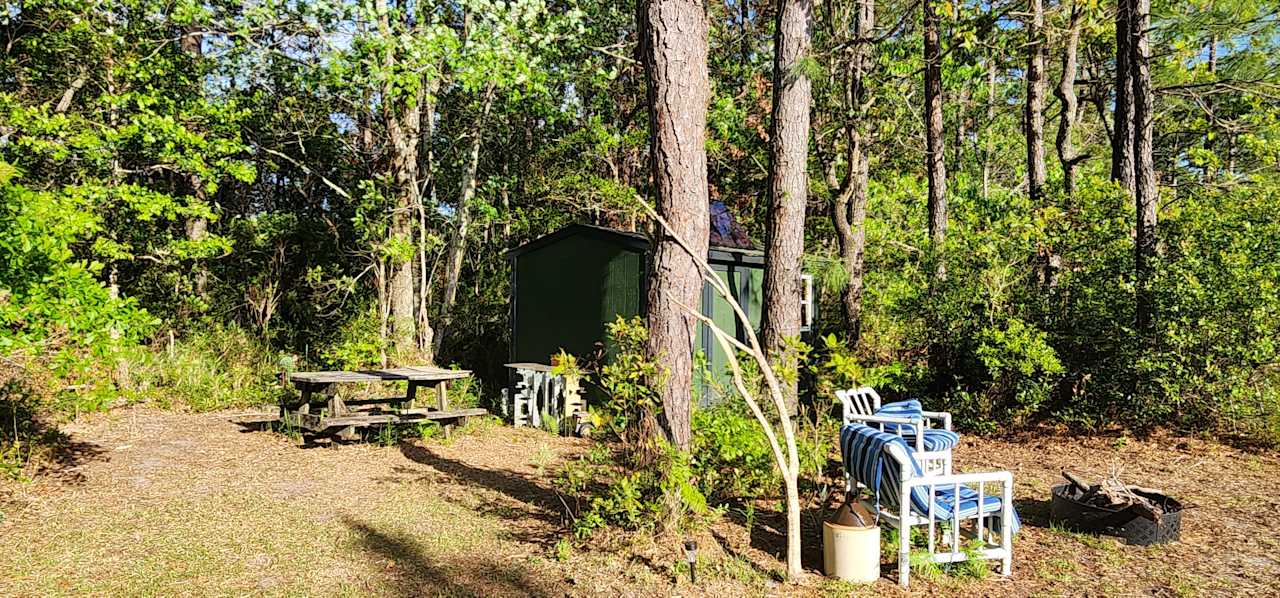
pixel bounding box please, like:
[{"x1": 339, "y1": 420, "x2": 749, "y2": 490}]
[{"x1": 511, "y1": 234, "x2": 644, "y2": 365}]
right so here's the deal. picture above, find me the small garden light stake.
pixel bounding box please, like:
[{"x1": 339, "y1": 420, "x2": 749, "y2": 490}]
[{"x1": 684, "y1": 539, "x2": 698, "y2": 584}]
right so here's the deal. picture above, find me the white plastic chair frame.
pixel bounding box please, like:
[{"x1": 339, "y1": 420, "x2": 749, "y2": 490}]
[
  {"x1": 836, "y1": 387, "x2": 954, "y2": 475},
  {"x1": 872, "y1": 442, "x2": 1014, "y2": 588}
]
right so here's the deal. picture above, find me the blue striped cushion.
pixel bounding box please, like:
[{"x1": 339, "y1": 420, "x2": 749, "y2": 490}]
[
  {"x1": 875, "y1": 400, "x2": 923, "y2": 434},
  {"x1": 840, "y1": 423, "x2": 1018, "y2": 532},
  {"x1": 875, "y1": 401, "x2": 961, "y2": 451},
  {"x1": 909, "y1": 428, "x2": 960, "y2": 451}
]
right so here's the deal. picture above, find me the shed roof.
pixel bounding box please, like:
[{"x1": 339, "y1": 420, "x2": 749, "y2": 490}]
[{"x1": 507, "y1": 223, "x2": 764, "y2": 267}]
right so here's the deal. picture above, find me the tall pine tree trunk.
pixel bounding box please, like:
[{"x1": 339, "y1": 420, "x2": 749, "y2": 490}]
[
  {"x1": 639, "y1": 0, "x2": 710, "y2": 452},
  {"x1": 1025, "y1": 0, "x2": 1047, "y2": 203},
  {"x1": 1111, "y1": 0, "x2": 1136, "y2": 192},
  {"x1": 923, "y1": 0, "x2": 947, "y2": 282},
  {"x1": 761, "y1": 0, "x2": 813, "y2": 383},
  {"x1": 1054, "y1": 1, "x2": 1084, "y2": 198},
  {"x1": 1130, "y1": 0, "x2": 1158, "y2": 337}
]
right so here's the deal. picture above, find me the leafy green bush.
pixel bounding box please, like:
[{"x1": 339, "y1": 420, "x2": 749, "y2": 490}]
[
  {"x1": 319, "y1": 304, "x2": 388, "y2": 370},
  {"x1": 560, "y1": 444, "x2": 708, "y2": 540},
  {"x1": 691, "y1": 405, "x2": 777, "y2": 503},
  {"x1": 596, "y1": 316, "x2": 665, "y2": 460},
  {"x1": 1138, "y1": 186, "x2": 1280, "y2": 438}
]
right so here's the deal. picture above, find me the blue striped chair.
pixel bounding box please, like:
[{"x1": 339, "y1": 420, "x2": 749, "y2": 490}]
[
  {"x1": 841, "y1": 423, "x2": 1017, "y2": 587},
  {"x1": 837, "y1": 387, "x2": 958, "y2": 474}
]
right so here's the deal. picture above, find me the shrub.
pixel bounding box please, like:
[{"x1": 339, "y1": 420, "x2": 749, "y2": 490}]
[
  {"x1": 561, "y1": 443, "x2": 708, "y2": 540},
  {"x1": 691, "y1": 405, "x2": 777, "y2": 503},
  {"x1": 596, "y1": 316, "x2": 664, "y2": 462}
]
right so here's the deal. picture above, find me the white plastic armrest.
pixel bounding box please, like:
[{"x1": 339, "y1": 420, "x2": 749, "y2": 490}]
[
  {"x1": 913, "y1": 450, "x2": 953, "y2": 477},
  {"x1": 844, "y1": 413, "x2": 924, "y2": 426},
  {"x1": 904, "y1": 470, "x2": 1012, "y2": 487},
  {"x1": 845, "y1": 414, "x2": 932, "y2": 452}
]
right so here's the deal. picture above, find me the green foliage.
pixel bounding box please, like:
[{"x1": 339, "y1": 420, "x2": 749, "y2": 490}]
[
  {"x1": 552, "y1": 538, "x2": 573, "y2": 562},
  {"x1": 691, "y1": 405, "x2": 778, "y2": 503},
  {"x1": 597, "y1": 316, "x2": 663, "y2": 440},
  {"x1": 0, "y1": 166, "x2": 156, "y2": 356},
  {"x1": 119, "y1": 324, "x2": 279, "y2": 412},
  {"x1": 550, "y1": 349, "x2": 583, "y2": 379},
  {"x1": 319, "y1": 304, "x2": 388, "y2": 370},
  {"x1": 561, "y1": 440, "x2": 710, "y2": 540}
]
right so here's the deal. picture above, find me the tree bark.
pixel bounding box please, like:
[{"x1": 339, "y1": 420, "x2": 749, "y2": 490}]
[
  {"x1": 417, "y1": 75, "x2": 440, "y2": 355},
  {"x1": 760, "y1": 0, "x2": 813, "y2": 379},
  {"x1": 829, "y1": 0, "x2": 874, "y2": 344},
  {"x1": 1054, "y1": 1, "x2": 1084, "y2": 198},
  {"x1": 639, "y1": 0, "x2": 710, "y2": 452},
  {"x1": 437, "y1": 84, "x2": 495, "y2": 355},
  {"x1": 1111, "y1": 0, "x2": 1136, "y2": 192},
  {"x1": 1130, "y1": 0, "x2": 1158, "y2": 337},
  {"x1": 1025, "y1": 0, "x2": 1048, "y2": 203},
  {"x1": 379, "y1": 0, "x2": 419, "y2": 356},
  {"x1": 923, "y1": 0, "x2": 947, "y2": 282},
  {"x1": 180, "y1": 27, "x2": 210, "y2": 301}
]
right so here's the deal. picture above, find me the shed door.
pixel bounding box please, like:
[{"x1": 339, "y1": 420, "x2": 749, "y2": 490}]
[{"x1": 697, "y1": 265, "x2": 762, "y2": 405}]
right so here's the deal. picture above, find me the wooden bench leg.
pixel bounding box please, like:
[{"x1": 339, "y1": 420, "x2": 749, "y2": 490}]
[
  {"x1": 436, "y1": 381, "x2": 451, "y2": 438},
  {"x1": 335, "y1": 426, "x2": 358, "y2": 442},
  {"x1": 404, "y1": 381, "x2": 419, "y2": 410},
  {"x1": 326, "y1": 385, "x2": 345, "y2": 418}
]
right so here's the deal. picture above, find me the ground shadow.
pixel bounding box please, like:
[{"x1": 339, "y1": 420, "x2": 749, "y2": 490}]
[
  {"x1": 2, "y1": 395, "x2": 105, "y2": 484},
  {"x1": 31, "y1": 433, "x2": 105, "y2": 484},
  {"x1": 343, "y1": 516, "x2": 557, "y2": 597},
  {"x1": 1015, "y1": 496, "x2": 1053, "y2": 528},
  {"x1": 229, "y1": 416, "x2": 346, "y2": 450},
  {"x1": 392, "y1": 442, "x2": 568, "y2": 545},
  {"x1": 722, "y1": 502, "x2": 826, "y2": 573},
  {"x1": 230, "y1": 416, "x2": 276, "y2": 433}
]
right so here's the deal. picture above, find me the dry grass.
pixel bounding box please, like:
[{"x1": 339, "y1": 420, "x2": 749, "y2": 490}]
[{"x1": 2, "y1": 408, "x2": 1278, "y2": 597}]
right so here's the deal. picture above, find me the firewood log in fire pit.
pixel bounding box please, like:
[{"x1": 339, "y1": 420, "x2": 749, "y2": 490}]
[
  {"x1": 1051, "y1": 469, "x2": 1184, "y2": 545},
  {"x1": 1061, "y1": 470, "x2": 1165, "y2": 521}
]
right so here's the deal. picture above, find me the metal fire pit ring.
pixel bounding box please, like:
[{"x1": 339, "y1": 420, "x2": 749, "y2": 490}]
[{"x1": 1049, "y1": 484, "x2": 1183, "y2": 546}]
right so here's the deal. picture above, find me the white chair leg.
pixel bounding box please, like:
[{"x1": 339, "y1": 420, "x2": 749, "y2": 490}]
[
  {"x1": 1002, "y1": 481, "x2": 1014, "y2": 576},
  {"x1": 899, "y1": 506, "x2": 911, "y2": 587}
]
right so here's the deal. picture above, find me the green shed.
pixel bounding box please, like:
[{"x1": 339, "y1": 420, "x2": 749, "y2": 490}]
[{"x1": 508, "y1": 224, "x2": 813, "y2": 403}]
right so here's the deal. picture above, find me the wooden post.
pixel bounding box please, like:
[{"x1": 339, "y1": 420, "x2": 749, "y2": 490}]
[
  {"x1": 436, "y1": 380, "x2": 452, "y2": 437},
  {"x1": 404, "y1": 381, "x2": 419, "y2": 410},
  {"x1": 325, "y1": 384, "x2": 343, "y2": 417}
]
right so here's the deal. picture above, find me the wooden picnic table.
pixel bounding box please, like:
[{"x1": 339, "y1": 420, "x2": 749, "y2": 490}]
[{"x1": 282, "y1": 366, "x2": 485, "y2": 439}]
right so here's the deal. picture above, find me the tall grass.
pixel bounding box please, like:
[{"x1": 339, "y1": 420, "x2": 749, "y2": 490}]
[{"x1": 120, "y1": 324, "x2": 281, "y2": 412}]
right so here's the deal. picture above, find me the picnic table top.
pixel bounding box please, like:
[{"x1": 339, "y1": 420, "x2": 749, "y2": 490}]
[{"x1": 289, "y1": 366, "x2": 472, "y2": 385}]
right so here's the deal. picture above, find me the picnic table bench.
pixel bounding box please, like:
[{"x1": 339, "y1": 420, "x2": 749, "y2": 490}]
[{"x1": 281, "y1": 366, "x2": 485, "y2": 440}]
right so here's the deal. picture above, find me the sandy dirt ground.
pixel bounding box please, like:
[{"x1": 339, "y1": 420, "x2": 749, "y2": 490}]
[{"x1": 2, "y1": 407, "x2": 1277, "y2": 597}]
